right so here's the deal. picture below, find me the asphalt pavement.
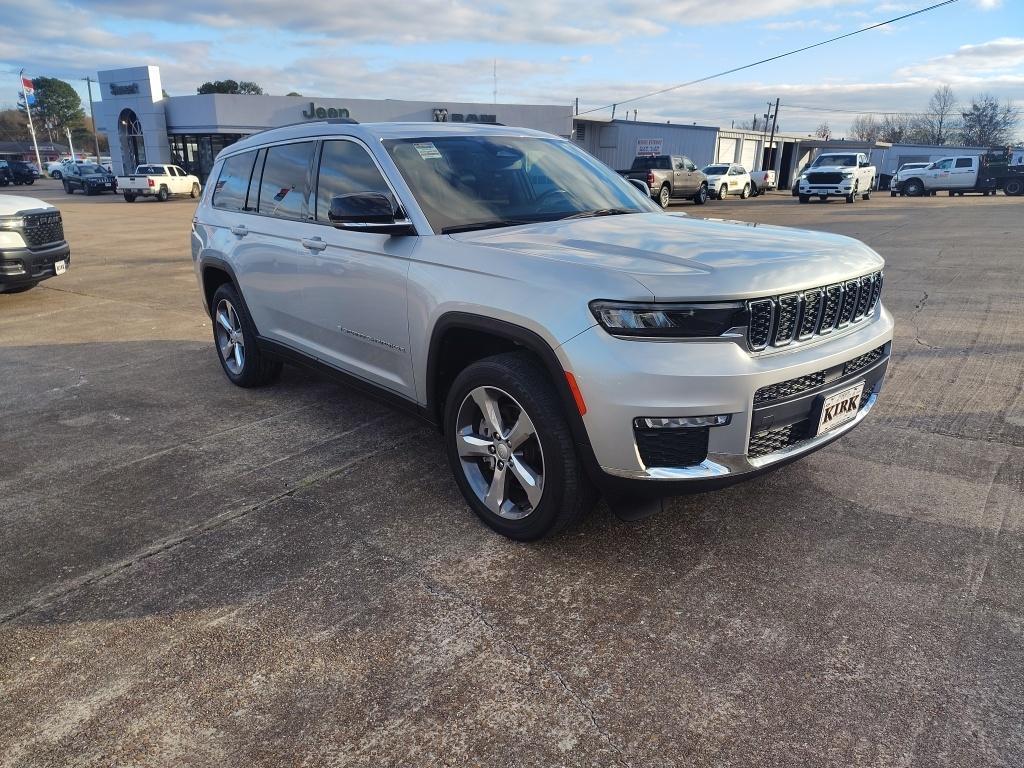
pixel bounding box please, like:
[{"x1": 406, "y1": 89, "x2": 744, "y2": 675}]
[{"x1": 1, "y1": 180, "x2": 1021, "y2": 767}]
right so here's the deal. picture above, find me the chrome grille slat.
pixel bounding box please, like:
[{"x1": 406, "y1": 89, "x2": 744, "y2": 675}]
[{"x1": 745, "y1": 271, "x2": 882, "y2": 352}]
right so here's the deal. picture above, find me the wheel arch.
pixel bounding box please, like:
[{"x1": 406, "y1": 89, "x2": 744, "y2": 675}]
[
  {"x1": 426, "y1": 313, "x2": 593, "y2": 451},
  {"x1": 199, "y1": 257, "x2": 242, "y2": 317}
]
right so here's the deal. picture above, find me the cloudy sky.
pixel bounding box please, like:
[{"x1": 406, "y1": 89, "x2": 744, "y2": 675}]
[{"x1": 0, "y1": 0, "x2": 1021, "y2": 134}]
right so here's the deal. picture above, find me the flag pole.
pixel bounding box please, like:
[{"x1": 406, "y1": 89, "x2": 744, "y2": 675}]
[{"x1": 19, "y1": 69, "x2": 43, "y2": 170}]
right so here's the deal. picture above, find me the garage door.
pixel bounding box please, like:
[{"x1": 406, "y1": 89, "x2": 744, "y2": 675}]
[
  {"x1": 740, "y1": 140, "x2": 758, "y2": 171},
  {"x1": 717, "y1": 137, "x2": 737, "y2": 163}
]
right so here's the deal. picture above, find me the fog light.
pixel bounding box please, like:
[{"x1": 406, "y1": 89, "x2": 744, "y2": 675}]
[{"x1": 635, "y1": 415, "x2": 731, "y2": 429}]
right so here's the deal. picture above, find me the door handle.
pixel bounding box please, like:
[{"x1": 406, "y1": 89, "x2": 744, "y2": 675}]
[
  {"x1": 230, "y1": 225, "x2": 248, "y2": 237},
  {"x1": 301, "y1": 237, "x2": 327, "y2": 252}
]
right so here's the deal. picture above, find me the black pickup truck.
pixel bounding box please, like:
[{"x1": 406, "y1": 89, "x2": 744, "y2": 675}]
[{"x1": 619, "y1": 154, "x2": 709, "y2": 208}]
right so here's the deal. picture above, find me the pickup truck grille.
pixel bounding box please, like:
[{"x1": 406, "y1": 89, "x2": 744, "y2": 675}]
[
  {"x1": 806, "y1": 172, "x2": 845, "y2": 184},
  {"x1": 22, "y1": 212, "x2": 64, "y2": 249},
  {"x1": 746, "y1": 272, "x2": 883, "y2": 351}
]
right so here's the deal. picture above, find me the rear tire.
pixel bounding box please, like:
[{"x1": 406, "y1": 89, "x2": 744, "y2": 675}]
[
  {"x1": 157, "y1": 186, "x2": 169, "y2": 202},
  {"x1": 190, "y1": 183, "x2": 200, "y2": 199},
  {"x1": 444, "y1": 352, "x2": 595, "y2": 541},
  {"x1": 740, "y1": 183, "x2": 750, "y2": 199},
  {"x1": 658, "y1": 184, "x2": 670, "y2": 209},
  {"x1": 1004, "y1": 178, "x2": 1023, "y2": 196},
  {"x1": 210, "y1": 283, "x2": 282, "y2": 388},
  {"x1": 124, "y1": 193, "x2": 136, "y2": 203}
]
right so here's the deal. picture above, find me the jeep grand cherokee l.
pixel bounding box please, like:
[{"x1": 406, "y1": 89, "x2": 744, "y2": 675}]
[{"x1": 191, "y1": 122, "x2": 893, "y2": 540}]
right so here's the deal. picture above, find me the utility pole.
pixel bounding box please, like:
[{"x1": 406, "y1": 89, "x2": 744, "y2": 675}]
[
  {"x1": 575, "y1": 97, "x2": 579, "y2": 116},
  {"x1": 767, "y1": 97, "x2": 780, "y2": 173},
  {"x1": 82, "y1": 76, "x2": 101, "y2": 160},
  {"x1": 611, "y1": 103, "x2": 617, "y2": 120},
  {"x1": 18, "y1": 69, "x2": 43, "y2": 170}
]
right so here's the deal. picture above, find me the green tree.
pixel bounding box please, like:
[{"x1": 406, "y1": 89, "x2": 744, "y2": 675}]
[
  {"x1": 20, "y1": 76, "x2": 85, "y2": 142},
  {"x1": 197, "y1": 79, "x2": 264, "y2": 95},
  {"x1": 0, "y1": 108, "x2": 30, "y2": 141}
]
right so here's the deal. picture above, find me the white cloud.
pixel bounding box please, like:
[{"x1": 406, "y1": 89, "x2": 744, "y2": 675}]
[{"x1": 898, "y1": 37, "x2": 1024, "y2": 82}]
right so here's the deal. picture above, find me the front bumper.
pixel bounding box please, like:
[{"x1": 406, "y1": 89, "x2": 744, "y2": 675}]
[
  {"x1": 799, "y1": 179, "x2": 856, "y2": 196},
  {"x1": 557, "y1": 306, "x2": 894, "y2": 493},
  {"x1": 0, "y1": 241, "x2": 71, "y2": 289}
]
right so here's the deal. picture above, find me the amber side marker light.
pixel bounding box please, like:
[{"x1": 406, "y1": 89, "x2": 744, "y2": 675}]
[{"x1": 564, "y1": 371, "x2": 587, "y2": 415}]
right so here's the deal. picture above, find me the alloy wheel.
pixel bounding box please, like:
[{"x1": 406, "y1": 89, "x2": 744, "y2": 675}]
[
  {"x1": 214, "y1": 298, "x2": 245, "y2": 375},
  {"x1": 455, "y1": 385, "x2": 545, "y2": 520}
]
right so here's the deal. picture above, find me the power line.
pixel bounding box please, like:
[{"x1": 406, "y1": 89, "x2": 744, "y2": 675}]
[
  {"x1": 577, "y1": 0, "x2": 959, "y2": 116},
  {"x1": 781, "y1": 103, "x2": 944, "y2": 116}
]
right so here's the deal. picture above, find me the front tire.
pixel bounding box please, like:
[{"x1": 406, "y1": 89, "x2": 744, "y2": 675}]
[
  {"x1": 658, "y1": 184, "x2": 670, "y2": 209},
  {"x1": 799, "y1": 195, "x2": 810, "y2": 204},
  {"x1": 63, "y1": 181, "x2": 72, "y2": 194},
  {"x1": 846, "y1": 184, "x2": 858, "y2": 204},
  {"x1": 904, "y1": 179, "x2": 924, "y2": 197},
  {"x1": 51, "y1": 170, "x2": 62, "y2": 180},
  {"x1": 692, "y1": 183, "x2": 708, "y2": 205},
  {"x1": 444, "y1": 352, "x2": 595, "y2": 541},
  {"x1": 190, "y1": 183, "x2": 200, "y2": 199},
  {"x1": 210, "y1": 283, "x2": 282, "y2": 388}
]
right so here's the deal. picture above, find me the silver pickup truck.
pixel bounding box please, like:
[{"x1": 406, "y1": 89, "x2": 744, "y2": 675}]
[{"x1": 192, "y1": 122, "x2": 893, "y2": 540}]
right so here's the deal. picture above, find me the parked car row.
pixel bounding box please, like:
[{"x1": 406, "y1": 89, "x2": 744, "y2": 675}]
[{"x1": 618, "y1": 155, "x2": 778, "y2": 207}]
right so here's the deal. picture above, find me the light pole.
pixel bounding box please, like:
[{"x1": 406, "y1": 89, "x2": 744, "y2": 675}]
[{"x1": 82, "y1": 76, "x2": 102, "y2": 161}]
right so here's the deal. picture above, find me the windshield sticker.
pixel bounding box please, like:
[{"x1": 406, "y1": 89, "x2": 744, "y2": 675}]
[
  {"x1": 413, "y1": 142, "x2": 442, "y2": 160},
  {"x1": 273, "y1": 187, "x2": 290, "y2": 202}
]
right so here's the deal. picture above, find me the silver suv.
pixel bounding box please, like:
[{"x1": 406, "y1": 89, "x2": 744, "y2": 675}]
[{"x1": 192, "y1": 122, "x2": 894, "y2": 540}]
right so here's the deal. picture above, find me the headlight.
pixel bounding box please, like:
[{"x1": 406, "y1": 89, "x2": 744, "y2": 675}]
[
  {"x1": 0, "y1": 230, "x2": 27, "y2": 248},
  {"x1": 589, "y1": 300, "x2": 747, "y2": 338},
  {"x1": 0, "y1": 216, "x2": 25, "y2": 230}
]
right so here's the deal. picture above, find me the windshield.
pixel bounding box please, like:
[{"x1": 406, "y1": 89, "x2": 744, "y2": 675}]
[
  {"x1": 80, "y1": 165, "x2": 105, "y2": 175},
  {"x1": 384, "y1": 135, "x2": 659, "y2": 233},
  {"x1": 812, "y1": 154, "x2": 858, "y2": 167},
  {"x1": 703, "y1": 165, "x2": 729, "y2": 175}
]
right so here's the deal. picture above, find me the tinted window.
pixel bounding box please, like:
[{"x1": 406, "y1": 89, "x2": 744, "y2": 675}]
[
  {"x1": 245, "y1": 149, "x2": 266, "y2": 212},
  {"x1": 630, "y1": 155, "x2": 671, "y2": 170},
  {"x1": 955, "y1": 157, "x2": 973, "y2": 168},
  {"x1": 316, "y1": 140, "x2": 392, "y2": 221},
  {"x1": 212, "y1": 151, "x2": 257, "y2": 212},
  {"x1": 258, "y1": 142, "x2": 315, "y2": 219},
  {"x1": 137, "y1": 165, "x2": 166, "y2": 175}
]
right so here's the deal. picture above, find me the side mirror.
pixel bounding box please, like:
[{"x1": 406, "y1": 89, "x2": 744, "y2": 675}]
[
  {"x1": 625, "y1": 177, "x2": 649, "y2": 196},
  {"x1": 328, "y1": 192, "x2": 414, "y2": 234}
]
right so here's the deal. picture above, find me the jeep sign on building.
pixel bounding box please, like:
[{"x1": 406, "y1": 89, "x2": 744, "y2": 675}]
[{"x1": 94, "y1": 65, "x2": 572, "y2": 178}]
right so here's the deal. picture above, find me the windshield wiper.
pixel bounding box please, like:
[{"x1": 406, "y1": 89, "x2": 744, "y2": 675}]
[
  {"x1": 561, "y1": 208, "x2": 637, "y2": 220},
  {"x1": 441, "y1": 219, "x2": 534, "y2": 234}
]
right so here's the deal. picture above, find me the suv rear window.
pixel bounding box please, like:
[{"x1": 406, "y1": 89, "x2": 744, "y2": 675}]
[
  {"x1": 955, "y1": 158, "x2": 974, "y2": 168},
  {"x1": 212, "y1": 151, "x2": 258, "y2": 212},
  {"x1": 257, "y1": 142, "x2": 315, "y2": 219}
]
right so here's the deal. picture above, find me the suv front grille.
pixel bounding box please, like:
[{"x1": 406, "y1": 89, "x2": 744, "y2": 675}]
[
  {"x1": 753, "y1": 345, "x2": 887, "y2": 406},
  {"x1": 746, "y1": 272, "x2": 882, "y2": 351},
  {"x1": 806, "y1": 172, "x2": 844, "y2": 184},
  {"x1": 634, "y1": 426, "x2": 709, "y2": 468},
  {"x1": 22, "y1": 212, "x2": 64, "y2": 249}
]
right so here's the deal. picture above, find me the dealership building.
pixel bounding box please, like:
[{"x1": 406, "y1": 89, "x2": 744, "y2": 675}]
[{"x1": 94, "y1": 65, "x2": 573, "y2": 177}]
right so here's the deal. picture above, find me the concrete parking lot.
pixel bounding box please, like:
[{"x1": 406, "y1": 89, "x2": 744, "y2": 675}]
[{"x1": 1, "y1": 179, "x2": 1022, "y2": 767}]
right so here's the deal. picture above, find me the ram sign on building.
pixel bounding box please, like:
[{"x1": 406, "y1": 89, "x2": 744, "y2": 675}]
[{"x1": 94, "y1": 66, "x2": 572, "y2": 178}]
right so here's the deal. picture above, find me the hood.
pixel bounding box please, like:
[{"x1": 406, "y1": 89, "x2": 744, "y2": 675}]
[
  {"x1": 705, "y1": 174, "x2": 725, "y2": 184},
  {"x1": 0, "y1": 195, "x2": 56, "y2": 216},
  {"x1": 805, "y1": 165, "x2": 857, "y2": 174},
  {"x1": 449, "y1": 212, "x2": 884, "y2": 301}
]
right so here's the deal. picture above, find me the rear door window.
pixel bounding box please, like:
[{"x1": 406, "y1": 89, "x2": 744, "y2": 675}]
[
  {"x1": 315, "y1": 140, "x2": 393, "y2": 221},
  {"x1": 257, "y1": 142, "x2": 316, "y2": 219},
  {"x1": 955, "y1": 157, "x2": 973, "y2": 168},
  {"x1": 212, "y1": 151, "x2": 257, "y2": 212}
]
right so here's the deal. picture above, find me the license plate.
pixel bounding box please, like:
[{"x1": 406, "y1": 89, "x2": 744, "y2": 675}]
[
  {"x1": 54, "y1": 260, "x2": 67, "y2": 275},
  {"x1": 816, "y1": 381, "x2": 865, "y2": 435}
]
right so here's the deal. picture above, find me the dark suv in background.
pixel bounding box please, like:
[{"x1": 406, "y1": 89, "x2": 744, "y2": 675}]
[
  {"x1": 62, "y1": 164, "x2": 118, "y2": 195},
  {"x1": 7, "y1": 161, "x2": 40, "y2": 186}
]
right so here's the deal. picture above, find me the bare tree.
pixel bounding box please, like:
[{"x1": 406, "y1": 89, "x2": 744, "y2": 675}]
[
  {"x1": 959, "y1": 94, "x2": 1020, "y2": 147},
  {"x1": 815, "y1": 122, "x2": 832, "y2": 140},
  {"x1": 878, "y1": 113, "x2": 913, "y2": 143},
  {"x1": 912, "y1": 85, "x2": 958, "y2": 145},
  {"x1": 849, "y1": 114, "x2": 880, "y2": 142}
]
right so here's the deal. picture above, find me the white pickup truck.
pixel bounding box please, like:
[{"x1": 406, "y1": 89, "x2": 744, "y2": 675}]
[
  {"x1": 890, "y1": 155, "x2": 995, "y2": 197},
  {"x1": 749, "y1": 169, "x2": 776, "y2": 196},
  {"x1": 797, "y1": 152, "x2": 876, "y2": 204},
  {"x1": 117, "y1": 164, "x2": 202, "y2": 202}
]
